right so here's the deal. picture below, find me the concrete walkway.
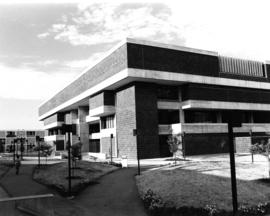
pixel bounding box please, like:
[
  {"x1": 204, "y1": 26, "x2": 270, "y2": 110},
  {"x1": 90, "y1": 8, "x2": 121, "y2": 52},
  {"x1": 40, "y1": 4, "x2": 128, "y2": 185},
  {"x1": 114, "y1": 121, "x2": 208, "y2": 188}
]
[
  {"x1": 0, "y1": 164, "x2": 147, "y2": 216},
  {"x1": 74, "y1": 168, "x2": 147, "y2": 216}
]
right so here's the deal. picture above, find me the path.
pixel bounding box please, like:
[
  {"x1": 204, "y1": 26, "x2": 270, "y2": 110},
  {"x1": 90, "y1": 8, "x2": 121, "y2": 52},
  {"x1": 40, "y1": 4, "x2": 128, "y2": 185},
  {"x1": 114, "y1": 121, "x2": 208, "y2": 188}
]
[
  {"x1": 0, "y1": 165, "x2": 147, "y2": 216},
  {"x1": 74, "y1": 168, "x2": 147, "y2": 216}
]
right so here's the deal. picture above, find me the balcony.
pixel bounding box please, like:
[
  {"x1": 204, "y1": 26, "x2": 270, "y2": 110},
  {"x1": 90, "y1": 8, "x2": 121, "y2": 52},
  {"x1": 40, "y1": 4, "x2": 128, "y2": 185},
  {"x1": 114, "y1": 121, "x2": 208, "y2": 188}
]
[
  {"x1": 89, "y1": 106, "x2": 115, "y2": 117},
  {"x1": 44, "y1": 135, "x2": 65, "y2": 142},
  {"x1": 43, "y1": 114, "x2": 64, "y2": 130},
  {"x1": 89, "y1": 133, "x2": 101, "y2": 139},
  {"x1": 86, "y1": 115, "x2": 100, "y2": 124}
]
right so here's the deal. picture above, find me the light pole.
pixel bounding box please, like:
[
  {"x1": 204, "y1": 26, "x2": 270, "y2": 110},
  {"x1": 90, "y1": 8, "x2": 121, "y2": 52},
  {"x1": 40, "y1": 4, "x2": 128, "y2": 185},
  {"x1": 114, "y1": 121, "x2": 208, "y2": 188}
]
[
  {"x1": 36, "y1": 136, "x2": 40, "y2": 168},
  {"x1": 13, "y1": 139, "x2": 16, "y2": 163},
  {"x1": 64, "y1": 124, "x2": 72, "y2": 197}
]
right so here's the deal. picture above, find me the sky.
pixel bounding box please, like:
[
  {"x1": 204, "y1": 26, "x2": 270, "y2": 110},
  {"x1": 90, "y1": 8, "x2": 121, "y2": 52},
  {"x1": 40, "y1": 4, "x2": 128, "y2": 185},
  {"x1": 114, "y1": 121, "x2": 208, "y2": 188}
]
[{"x1": 0, "y1": 0, "x2": 270, "y2": 130}]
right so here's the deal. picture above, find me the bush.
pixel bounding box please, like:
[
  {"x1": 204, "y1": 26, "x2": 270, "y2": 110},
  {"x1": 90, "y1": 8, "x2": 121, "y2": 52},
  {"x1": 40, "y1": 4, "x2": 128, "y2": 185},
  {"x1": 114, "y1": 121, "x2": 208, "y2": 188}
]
[
  {"x1": 142, "y1": 189, "x2": 164, "y2": 215},
  {"x1": 141, "y1": 189, "x2": 270, "y2": 216}
]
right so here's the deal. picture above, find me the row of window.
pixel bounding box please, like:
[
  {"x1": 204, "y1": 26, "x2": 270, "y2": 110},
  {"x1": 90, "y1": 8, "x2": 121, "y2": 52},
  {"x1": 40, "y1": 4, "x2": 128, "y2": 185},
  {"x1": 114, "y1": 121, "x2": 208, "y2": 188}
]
[
  {"x1": 158, "y1": 110, "x2": 270, "y2": 124},
  {"x1": 5, "y1": 131, "x2": 38, "y2": 137}
]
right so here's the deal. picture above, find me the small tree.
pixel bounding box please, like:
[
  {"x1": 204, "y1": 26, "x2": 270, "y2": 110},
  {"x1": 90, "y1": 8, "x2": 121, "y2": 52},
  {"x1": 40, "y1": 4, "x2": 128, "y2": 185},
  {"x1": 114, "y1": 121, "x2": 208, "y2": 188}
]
[
  {"x1": 250, "y1": 138, "x2": 270, "y2": 178},
  {"x1": 167, "y1": 133, "x2": 182, "y2": 165},
  {"x1": 34, "y1": 142, "x2": 53, "y2": 165},
  {"x1": 71, "y1": 142, "x2": 82, "y2": 173}
]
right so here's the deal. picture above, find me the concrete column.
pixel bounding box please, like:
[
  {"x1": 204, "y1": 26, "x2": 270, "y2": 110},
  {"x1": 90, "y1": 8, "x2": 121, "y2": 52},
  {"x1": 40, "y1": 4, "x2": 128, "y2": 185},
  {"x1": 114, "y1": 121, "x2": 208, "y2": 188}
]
[
  {"x1": 249, "y1": 112, "x2": 254, "y2": 123},
  {"x1": 217, "y1": 111, "x2": 222, "y2": 123},
  {"x1": 178, "y1": 87, "x2": 185, "y2": 123},
  {"x1": 78, "y1": 106, "x2": 89, "y2": 152}
]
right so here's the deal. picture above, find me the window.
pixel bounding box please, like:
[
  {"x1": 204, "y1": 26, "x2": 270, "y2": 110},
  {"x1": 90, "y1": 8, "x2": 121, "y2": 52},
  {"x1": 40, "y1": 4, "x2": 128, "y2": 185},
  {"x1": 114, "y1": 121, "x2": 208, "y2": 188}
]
[
  {"x1": 26, "y1": 131, "x2": 35, "y2": 137},
  {"x1": 55, "y1": 140, "x2": 64, "y2": 151},
  {"x1": 89, "y1": 123, "x2": 100, "y2": 134},
  {"x1": 185, "y1": 110, "x2": 217, "y2": 123},
  {"x1": 101, "y1": 115, "x2": 114, "y2": 129},
  {"x1": 158, "y1": 110, "x2": 180, "y2": 124},
  {"x1": 157, "y1": 86, "x2": 178, "y2": 100},
  {"x1": 89, "y1": 139, "x2": 100, "y2": 152},
  {"x1": 6, "y1": 131, "x2": 16, "y2": 137}
]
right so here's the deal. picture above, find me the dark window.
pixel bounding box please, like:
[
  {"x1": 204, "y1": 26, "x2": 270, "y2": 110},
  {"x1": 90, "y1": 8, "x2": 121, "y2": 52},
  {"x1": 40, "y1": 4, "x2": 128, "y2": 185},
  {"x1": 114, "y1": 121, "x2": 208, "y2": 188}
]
[
  {"x1": 221, "y1": 111, "x2": 250, "y2": 123},
  {"x1": 158, "y1": 110, "x2": 180, "y2": 124},
  {"x1": 157, "y1": 86, "x2": 178, "y2": 100},
  {"x1": 89, "y1": 123, "x2": 100, "y2": 134},
  {"x1": 6, "y1": 131, "x2": 16, "y2": 137},
  {"x1": 101, "y1": 115, "x2": 114, "y2": 129},
  {"x1": 89, "y1": 139, "x2": 100, "y2": 152},
  {"x1": 253, "y1": 111, "x2": 270, "y2": 123},
  {"x1": 55, "y1": 140, "x2": 64, "y2": 151},
  {"x1": 0, "y1": 139, "x2": 5, "y2": 153},
  {"x1": 26, "y1": 131, "x2": 35, "y2": 137},
  {"x1": 185, "y1": 110, "x2": 217, "y2": 123}
]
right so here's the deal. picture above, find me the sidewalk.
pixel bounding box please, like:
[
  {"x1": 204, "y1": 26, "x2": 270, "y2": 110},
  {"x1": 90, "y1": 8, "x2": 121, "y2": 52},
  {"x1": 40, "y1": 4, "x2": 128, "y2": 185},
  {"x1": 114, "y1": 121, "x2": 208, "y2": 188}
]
[{"x1": 0, "y1": 164, "x2": 147, "y2": 216}]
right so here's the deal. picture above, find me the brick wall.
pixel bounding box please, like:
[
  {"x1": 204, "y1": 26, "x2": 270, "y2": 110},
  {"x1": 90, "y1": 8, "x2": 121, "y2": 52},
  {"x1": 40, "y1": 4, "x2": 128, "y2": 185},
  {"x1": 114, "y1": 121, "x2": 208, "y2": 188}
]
[
  {"x1": 0, "y1": 131, "x2": 5, "y2": 138},
  {"x1": 235, "y1": 136, "x2": 251, "y2": 153},
  {"x1": 39, "y1": 44, "x2": 127, "y2": 117},
  {"x1": 101, "y1": 137, "x2": 116, "y2": 157},
  {"x1": 78, "y1": 106, "x2": 89, "y2": 152},
  {"x1": 44, "y1": 113, "x2": 64, "y2": 126},
  {"x1": 115, "y1": 83, "x2": 159, "y2": 159},
  {"x1": 135, "y1": 83, "x2": 159, "y2": 159},
  {"x1": 116, "y1": 85, "x2": 137, "y2": 159},
  {"x1": 89, "y1": 91, "x2": 114, "y2": 109}
]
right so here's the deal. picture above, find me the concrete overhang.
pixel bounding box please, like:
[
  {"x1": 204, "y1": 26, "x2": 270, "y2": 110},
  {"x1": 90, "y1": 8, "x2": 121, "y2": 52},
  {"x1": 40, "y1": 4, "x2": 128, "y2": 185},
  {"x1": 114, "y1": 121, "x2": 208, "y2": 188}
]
[
  {"x1": 181, "y1": 100, "x2": 270, "y2": 111},
  {"x1": 43, "y1": 122, "x2": 64, "y2": 130},
  {"x1": 39, "y1": 68, "x2": 270, "y2": 121},
  {"x1": 86, "y1": 115, "x2": 99, "y2": 124}
]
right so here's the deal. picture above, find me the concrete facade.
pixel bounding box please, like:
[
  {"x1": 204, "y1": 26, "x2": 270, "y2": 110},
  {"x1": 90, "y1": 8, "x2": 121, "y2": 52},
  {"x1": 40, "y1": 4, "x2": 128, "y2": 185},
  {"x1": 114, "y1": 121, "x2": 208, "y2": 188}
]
[{"x1": 38, "y1": 38, "x2": 270, "y2": 159}]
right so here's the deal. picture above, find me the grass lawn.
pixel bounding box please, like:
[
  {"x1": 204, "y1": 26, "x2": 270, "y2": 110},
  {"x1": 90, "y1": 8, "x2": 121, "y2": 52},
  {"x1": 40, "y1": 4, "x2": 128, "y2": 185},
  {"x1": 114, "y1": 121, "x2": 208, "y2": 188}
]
[
  {"x1": 33, "y1": 160, "x2": 118, "y2": 196},
  {"x1": 0, "y1": 159, "x2": 13, "y2": 178},
  {"x1": 136, "y1": 161, "x2": 270, "y2": 212}
]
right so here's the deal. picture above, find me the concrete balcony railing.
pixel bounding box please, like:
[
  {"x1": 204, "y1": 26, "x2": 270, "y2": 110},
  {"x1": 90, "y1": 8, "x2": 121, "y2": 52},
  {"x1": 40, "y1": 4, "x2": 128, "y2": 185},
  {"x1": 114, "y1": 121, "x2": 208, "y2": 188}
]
[
  {"x1": 159, "y1": 123, "x2": 270, "y2": 134},
  {"x1": 89, "y1": 106, "x2": 115, "y2": 117},
  {"x1": 44, "y1": 135, "x2": 65, "y2": 142},
  {"x1": 89, "y1": 133, "x2": 101, "y2": 139},
  {"x1": 86, "y1": 115, "x2": 100, "y2": 124}
]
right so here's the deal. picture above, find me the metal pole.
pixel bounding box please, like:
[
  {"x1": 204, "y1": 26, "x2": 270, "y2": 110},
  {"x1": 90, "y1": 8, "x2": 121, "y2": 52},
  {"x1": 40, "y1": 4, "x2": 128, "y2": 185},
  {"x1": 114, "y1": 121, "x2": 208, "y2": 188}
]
[
  {"x1": 20, "y1": 138, "x2": 23, "y2": 160},
  {"x1": 38, "y1": 140, "x2": 40, "y2": 168},
  {"x1": 250, "y1": 130, "x2": 253, "y2": 163},
  {"x1": 13, "y1": 140, "x2": 16, "y2": 163},
  {"x1": 133, "y1": 129, "x2": 140, "y2": 175},
  {"x1": 228, "y1": 121, "x2": 238, "y2": 215},
  {"x1": 68, "y1": 131, "x2": 72, "y2": 196},
  {"x1": 110, "y1": 134, "x2": 113, "y2": 164},
  {"x1": 182, "y1": 132, "x2": 186, "y2": 159}
]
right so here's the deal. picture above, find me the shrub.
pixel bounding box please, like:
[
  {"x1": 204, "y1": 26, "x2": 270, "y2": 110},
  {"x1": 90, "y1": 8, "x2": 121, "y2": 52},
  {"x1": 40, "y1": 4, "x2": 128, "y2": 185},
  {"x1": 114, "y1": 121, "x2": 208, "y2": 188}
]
[{"x1": 142, "y1": 189, "x2": 164, "y2": 215}]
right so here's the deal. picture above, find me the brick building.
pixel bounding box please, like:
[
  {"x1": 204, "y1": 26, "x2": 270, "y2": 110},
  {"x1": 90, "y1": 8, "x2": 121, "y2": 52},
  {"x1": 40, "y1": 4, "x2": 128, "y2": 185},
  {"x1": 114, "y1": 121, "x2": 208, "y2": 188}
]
[
  {"x1": 0, "y1": 130, "x2": 45, "y2": 153},
  {"x1": 38, "y1": 38, "x2": 270, "y2": 159}
]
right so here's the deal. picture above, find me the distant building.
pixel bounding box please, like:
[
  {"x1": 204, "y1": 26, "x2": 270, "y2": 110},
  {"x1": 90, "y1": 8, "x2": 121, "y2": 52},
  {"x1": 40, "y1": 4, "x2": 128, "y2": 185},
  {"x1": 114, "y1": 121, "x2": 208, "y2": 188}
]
[
  {"x1": 38, "y1": 38, "x2": 270, "y2": 159},
  {"x1": 0, "y1": 130, "x2": 45, "y2": 153}
]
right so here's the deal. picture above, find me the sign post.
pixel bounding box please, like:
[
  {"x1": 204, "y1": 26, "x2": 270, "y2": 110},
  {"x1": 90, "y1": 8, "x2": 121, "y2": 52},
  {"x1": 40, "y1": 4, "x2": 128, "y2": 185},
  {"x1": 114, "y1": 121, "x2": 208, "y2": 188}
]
[
  {"x1": 133, "y1": 129, "x2": 140, "y2": 175},
  {"x1": 224, "y1": 111, "x2": 242, "y2": 216}
]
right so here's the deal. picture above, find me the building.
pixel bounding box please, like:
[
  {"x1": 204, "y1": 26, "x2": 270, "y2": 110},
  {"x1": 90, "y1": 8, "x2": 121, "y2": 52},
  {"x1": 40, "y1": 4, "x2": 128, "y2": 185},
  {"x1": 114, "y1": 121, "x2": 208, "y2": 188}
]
[
  {"x1": 0, "y1": 130, "x2": 45, "y2": 153},
  {"x1": 38, "y1": 38, "x2": 270, "y2": 159}
]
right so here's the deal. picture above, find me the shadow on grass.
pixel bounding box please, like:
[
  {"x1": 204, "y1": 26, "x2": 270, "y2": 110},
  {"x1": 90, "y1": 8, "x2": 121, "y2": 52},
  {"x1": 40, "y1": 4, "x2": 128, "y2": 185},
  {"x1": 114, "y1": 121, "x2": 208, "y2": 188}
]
[{"x1": 32, "y1": 161, "x2": 118, "y2": 197}]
